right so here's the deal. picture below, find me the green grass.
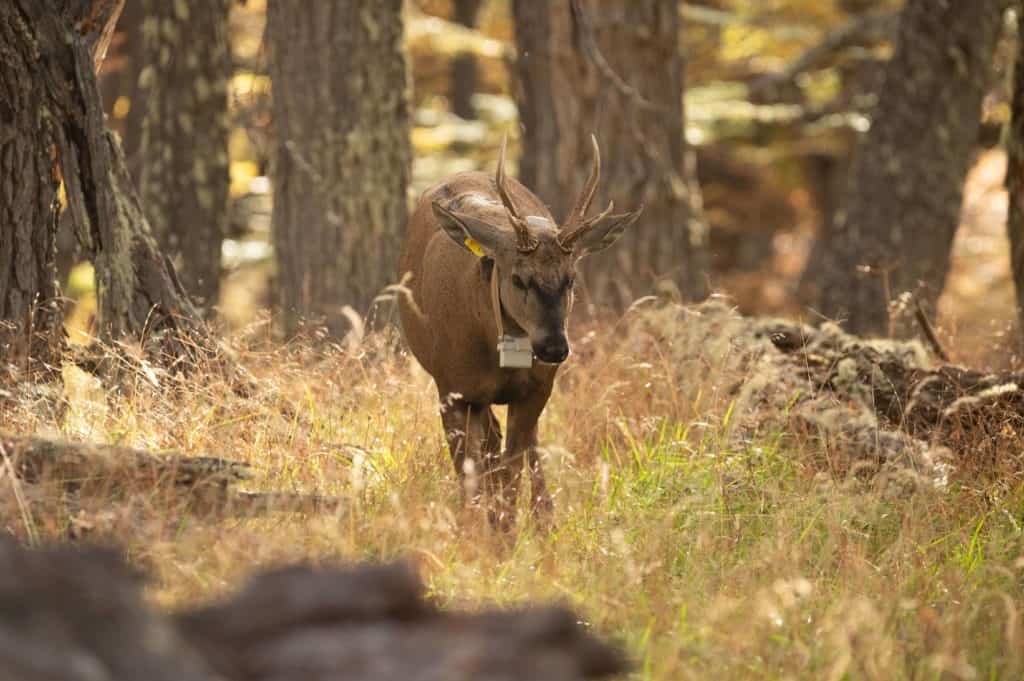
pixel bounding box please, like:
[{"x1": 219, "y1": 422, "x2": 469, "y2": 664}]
[{"x1": 3, "y1": 322, "x2": 1024, "y2": 681}]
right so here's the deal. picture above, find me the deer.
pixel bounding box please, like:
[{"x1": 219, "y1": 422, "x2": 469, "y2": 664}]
[{"x1": 397, "y1": 135, "x2": 643, "y2": 528}]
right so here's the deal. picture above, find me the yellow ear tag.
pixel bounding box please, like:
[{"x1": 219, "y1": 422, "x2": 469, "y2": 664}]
[{"x1": 464, "y1": 237, "x2": 485, "y2": 257}]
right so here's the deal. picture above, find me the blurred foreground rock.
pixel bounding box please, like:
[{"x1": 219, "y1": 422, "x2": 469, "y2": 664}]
[{"x1": 0, "y1": 537, "x2": 626, "y2": 681}]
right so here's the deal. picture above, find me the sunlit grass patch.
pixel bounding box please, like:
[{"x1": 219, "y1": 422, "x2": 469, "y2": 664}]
[{"x1": 1, "y1": 306, "x2": 1023, "y2": 680}]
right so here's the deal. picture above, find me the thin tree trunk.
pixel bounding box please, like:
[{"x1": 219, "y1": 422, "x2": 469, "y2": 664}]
[
  {"x1": 798, "y1": 151, "x2": 852, "y2": 306},
  {"x1": 1008, "y1": 4, "x2": 1024, "y2": 339},
  {"x1": 802, "y1": 0, "x2": 1006, "y2": 336},
  {"x1": 136, "y1": 0, "x2": 232, "y2": 310},
  {"x1": 267, "y1": 1, "x2": 411, "y2": 336},
  {"x1": 2, "y1": 0, "x2": 208, "y2": 368},
  {"x1": 512, "y1": 0, "x2": 709, "y2": 308},
  {"x1": 450, "y1": 0, "x2": 482, "y2": 120}
]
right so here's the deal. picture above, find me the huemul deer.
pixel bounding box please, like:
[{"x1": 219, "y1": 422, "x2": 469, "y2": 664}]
[{"x1": 397, "y1": 136, "x2": 642, "y2": 527}]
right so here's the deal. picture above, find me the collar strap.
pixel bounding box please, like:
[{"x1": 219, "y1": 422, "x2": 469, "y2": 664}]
[{"x1": 490, "y1": 261, "x2": 504, "y2": 339}]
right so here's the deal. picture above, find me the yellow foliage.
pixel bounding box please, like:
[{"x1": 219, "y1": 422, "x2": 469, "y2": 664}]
[
  {"x1": 230, "y1": 160, "x2": 260, "y2": 198},
  {"x1": 230, "y1": 72, "x2": 270, "y2": 100},
  {"x1": 66, "y1": 262, "x2": 95, "y2": 299},
  {"x1": 64, "y1": 292, "x2": 96, "y2": 346},
  {"x1": 112, "y1": 95, "x2": 131, "y2": 120}
]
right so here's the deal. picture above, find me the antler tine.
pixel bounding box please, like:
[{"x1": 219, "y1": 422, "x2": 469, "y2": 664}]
[
  {"x1": 495, "y1": 133, "x2": 537, "y2": 252},
  {"x1": 557, "y1": 200, "x2": 614, "y2": 252},
  {"x1": 557, "y1": 135, "x2": 610, "y2": 252},
  {"x1": 495, "y1": 134, "x2": 518, "y2": 217},
  {"x1": 565, "y1": 134, "x2": 602, "y2": 229}
]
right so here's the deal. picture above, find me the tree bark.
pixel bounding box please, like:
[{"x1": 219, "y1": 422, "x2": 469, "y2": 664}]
[
  {"x1": 1008, "y1": 4, "x2": 1024, "y2": 339},
  {"x1": 802, "y1": 0, "x2": 1006, "y2": 336},
  {"x1": 798, "y1": 151, "x2": 853, "y2": 305},
  {"x1": 450, "y1": 0, "x2": 482, "y2": 120},
  {"x1": 267, "y1": 1, "x2": 412, "y2": 336},
  {"x1": 0, "y1": 4, "x2": 65, "y2": 374},
  {"x1": 137, "y1": 0, "x2": 232, "y2": 310},
  {"x1": 512, "y1": 0, "x2": 709, "y2": 308},
  {"x1": 1, "y1": 0, "x2": 209, "y2": 368}
]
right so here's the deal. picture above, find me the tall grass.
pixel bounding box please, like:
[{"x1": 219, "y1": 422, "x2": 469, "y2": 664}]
[{"x1": 1, "y1": 308, "x2": 1022, "y2": 680}]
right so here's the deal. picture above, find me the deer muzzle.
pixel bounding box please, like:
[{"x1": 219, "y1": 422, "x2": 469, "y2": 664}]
[{"x1": 533, "y1": 332, "x2": 570, "y2": 365}]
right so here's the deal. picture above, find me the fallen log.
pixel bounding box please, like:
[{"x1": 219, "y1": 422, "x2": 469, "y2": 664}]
[
  {"x1": 760, "y1": 321, "x2": 1024, "y2": 436},
  {"x1": 0, "y1": 433, "x2": 343, "y2": 520},
  {"x1": 0, "y1": 537, "x2": 626, "y2": 681},
  {"x1": 0, "y1": 433, "x2": 251, "y2": 489},
  {"x1": 627, "y1": 302, "x2": 1024, "y2": 484}
]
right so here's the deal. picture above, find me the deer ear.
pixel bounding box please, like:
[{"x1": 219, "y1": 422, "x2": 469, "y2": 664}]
[
  {"x1": 432, "y1": 201, "x2": 506, "y2": 257},
  {"x1": 572, "y1": 206, "x2": 644, "y2": 258}
]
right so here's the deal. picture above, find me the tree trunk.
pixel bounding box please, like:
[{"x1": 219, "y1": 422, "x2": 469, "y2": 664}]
[
  {"x1": 267, "y1": 1, "x2": 411, "y2": 337},
  {"x1": 798, "y1": 151, "x2": 852, "y2": 305},
  {"x1": 0, "y1": 5, "x2": 64, "y2": 374},
  {"x1": 1008, "y1": 4, "x2": 1024, "y2": 339},
  {"x1": 136, "y1": 0, "x2": 232, "y2": 310},
  {"x1": 512, "y1": 0, "x2": 709, "y2": 308},
  {"x1": 802, "y1": 0, "x2": 1006, "y2": 336},
  {"x1": 450, "y1": 0, "x2": 482, "y2": 120},
  {"x1": 2, "y1": 0, "x2": 208, "y2": 367}
]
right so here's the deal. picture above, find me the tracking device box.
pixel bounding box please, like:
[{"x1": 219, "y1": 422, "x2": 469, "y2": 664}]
[{"x1": 497, "y1": 335, "x2": 533, "y2": 369}]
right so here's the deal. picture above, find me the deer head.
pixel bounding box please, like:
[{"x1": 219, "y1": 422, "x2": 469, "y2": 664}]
[{"x1": 432, "y1": 135, "x2": 643, "y2": 364}]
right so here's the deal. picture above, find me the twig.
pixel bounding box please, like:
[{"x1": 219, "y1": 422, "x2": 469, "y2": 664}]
[
  {"x1": 913, "y1": 298, "x2": 950, "y2": 362},
  {"x1": 83, "y1": 0, "x2": 126, "y2": 71}
]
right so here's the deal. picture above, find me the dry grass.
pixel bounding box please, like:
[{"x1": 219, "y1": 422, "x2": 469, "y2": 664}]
[{"x1": 2, "y1": 304, "x2": 1024, "y2": 681}]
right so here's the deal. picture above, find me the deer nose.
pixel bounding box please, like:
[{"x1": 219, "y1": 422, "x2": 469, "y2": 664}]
[{"x1": 535, "y1": 335, "x2": 570, "y2": 364}]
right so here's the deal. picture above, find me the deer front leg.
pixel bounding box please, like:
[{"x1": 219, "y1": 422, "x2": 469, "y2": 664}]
[
  {"x1": 439, "y1": 394, "x2": 486, "y2": 505},
  {"x1": 505, "y1": 396, "x2": 554, "y2": 526}
]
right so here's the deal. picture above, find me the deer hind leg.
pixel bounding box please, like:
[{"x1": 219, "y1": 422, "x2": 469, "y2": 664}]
[{"x1": 478, "y1": 406, "x2": 514, "y2": 530}]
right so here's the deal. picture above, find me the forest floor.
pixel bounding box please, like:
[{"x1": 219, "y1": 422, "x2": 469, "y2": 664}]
[{"x1": 3, "y1": 298, "x2": 1024, "y2": 681}]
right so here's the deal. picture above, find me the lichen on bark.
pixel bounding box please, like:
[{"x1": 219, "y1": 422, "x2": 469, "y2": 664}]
[
  {"x1": 137, "y1": 0, "x2": 231, "y2": 310},
  {"x1": 2, "y1": 0, "x2": 211, "y2": 371}
]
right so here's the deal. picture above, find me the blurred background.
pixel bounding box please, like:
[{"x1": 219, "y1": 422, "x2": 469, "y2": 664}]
[{"x1": 80, "y1": 0, "x2": 1019, "y2": 365}]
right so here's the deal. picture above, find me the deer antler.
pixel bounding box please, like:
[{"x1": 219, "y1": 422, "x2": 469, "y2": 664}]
[
  {"x1": 496, "y1": 135, "x2": 538, "y2": 253},
  {"x1": 557, "y1": 135, "x2": 614, "y2": 253}
]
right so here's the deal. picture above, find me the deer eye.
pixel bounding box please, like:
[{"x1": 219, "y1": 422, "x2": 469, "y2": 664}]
[{"x1": 511, "y1": 274, "x2": 527, "y2": 290}]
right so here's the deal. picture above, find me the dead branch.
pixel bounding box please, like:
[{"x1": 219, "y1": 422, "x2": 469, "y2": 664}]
[
  {"x1": 913, "y1": 297, "x2": 950, "y2": 362},
  {"x1": 749, "y1": 11, "x2": 897, "y2": 100},
  {"x1": 82, "y1": 0, "x2": 126, "y2": 70}
]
